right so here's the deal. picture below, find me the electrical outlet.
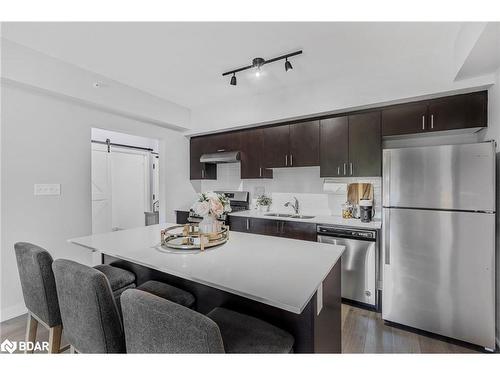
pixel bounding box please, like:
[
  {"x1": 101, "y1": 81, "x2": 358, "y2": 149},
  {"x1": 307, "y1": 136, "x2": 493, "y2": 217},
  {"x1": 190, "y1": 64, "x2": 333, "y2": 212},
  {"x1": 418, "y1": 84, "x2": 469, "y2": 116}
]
[{"x1": 34, "y1": 184, "x2": 61, "y2": 196}]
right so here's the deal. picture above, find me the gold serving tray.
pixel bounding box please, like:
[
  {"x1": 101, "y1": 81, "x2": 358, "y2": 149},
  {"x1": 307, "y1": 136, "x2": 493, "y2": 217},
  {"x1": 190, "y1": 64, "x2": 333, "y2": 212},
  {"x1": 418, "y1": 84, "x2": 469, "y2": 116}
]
[{"x1": 159, "y1": 223, "x2": 229, "y2": 252}]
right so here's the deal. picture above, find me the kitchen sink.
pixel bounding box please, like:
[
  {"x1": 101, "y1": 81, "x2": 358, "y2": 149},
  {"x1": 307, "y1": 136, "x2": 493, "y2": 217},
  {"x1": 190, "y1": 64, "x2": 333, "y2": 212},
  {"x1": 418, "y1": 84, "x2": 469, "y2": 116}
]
[
  {"x1": 264, "y1": 213, "x2": 293, "y2": 217},
  {"x1": 264, "y1": 213, "x2": 315, "y2": 219}
]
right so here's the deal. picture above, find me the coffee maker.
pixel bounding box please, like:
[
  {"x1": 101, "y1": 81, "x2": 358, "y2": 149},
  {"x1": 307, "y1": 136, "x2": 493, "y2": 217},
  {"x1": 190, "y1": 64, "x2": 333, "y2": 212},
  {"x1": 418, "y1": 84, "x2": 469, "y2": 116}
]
[{"x1": 359, "y1": 199, "x2": 375, "y2": 222}]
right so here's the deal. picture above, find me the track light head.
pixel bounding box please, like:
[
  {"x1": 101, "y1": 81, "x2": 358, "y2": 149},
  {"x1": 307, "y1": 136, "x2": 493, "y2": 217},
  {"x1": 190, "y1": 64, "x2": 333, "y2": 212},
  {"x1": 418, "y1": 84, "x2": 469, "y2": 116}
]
[
  {"x1": 230, "y1": 73, "x2": 237, "y2": 86},
  {"x1": 285, "y1": 58, "x2": 293, "y2": 72}
]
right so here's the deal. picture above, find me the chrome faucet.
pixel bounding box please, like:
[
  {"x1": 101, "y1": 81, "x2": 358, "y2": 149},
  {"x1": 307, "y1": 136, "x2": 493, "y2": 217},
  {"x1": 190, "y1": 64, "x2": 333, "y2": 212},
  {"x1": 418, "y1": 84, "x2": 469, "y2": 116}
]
[{"x1": 284, "y1": 197, "x2": 299, "y2": 214}]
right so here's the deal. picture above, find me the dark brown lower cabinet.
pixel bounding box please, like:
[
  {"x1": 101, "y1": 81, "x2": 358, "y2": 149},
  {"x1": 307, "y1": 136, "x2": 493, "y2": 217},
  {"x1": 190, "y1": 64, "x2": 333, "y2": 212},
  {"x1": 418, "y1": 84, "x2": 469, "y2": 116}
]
[
  {"x1": 228, "y1": 216, "x2": 316, "y2": 242},
  {"x1": 227, "y1": 216, "x2": 251, "y2": 232},
  {"x1": 280, "y1": 221, "x2": 317, "y2": 241}
]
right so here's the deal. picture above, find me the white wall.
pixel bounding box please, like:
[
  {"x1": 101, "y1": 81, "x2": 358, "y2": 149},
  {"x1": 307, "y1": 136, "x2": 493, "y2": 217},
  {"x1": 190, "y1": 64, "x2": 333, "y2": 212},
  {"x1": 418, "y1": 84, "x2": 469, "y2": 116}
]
[{"x1": 0, "y1": 87, "x2": 196, "y2": 322}]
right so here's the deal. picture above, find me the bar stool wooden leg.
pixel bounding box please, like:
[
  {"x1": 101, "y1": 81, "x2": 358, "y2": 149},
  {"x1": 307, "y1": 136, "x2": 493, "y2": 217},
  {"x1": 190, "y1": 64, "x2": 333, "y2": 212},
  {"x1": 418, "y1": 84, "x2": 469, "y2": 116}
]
[
  {"x1": 48, "y1": 325, "x2": 63, "y2": 354},
  {"x1": 25, "y1": 312, "x2": 38, "y2": 354}
]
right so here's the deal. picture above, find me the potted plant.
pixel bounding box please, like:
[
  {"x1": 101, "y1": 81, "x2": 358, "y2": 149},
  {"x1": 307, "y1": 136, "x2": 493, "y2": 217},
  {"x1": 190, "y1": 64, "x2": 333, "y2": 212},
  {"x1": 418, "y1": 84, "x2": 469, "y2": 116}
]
[
  {"x1": 191, "y1": 192, "x2": 231, "y2": 233},
  {"x1": 256, "y1": 194, "x2": 272, "y2": 212}
]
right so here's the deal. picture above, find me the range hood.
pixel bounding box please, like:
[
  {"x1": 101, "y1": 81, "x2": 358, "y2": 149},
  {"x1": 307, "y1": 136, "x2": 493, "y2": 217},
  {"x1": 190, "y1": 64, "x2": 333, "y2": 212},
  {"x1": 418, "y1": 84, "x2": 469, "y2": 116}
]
[{"x1": 200, "y1": 151, "x2": 241, "y2": 163}]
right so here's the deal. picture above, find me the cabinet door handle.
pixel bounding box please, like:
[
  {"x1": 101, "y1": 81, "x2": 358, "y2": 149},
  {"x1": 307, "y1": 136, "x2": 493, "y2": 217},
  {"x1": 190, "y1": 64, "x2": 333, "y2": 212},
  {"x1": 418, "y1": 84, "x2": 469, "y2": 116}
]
[
  {"x1": 422, "y1": 115, "x2": 425, "y2": 130},
  {"x1": 350, "y1": 162, "x2": 353, "y2": 176},
  {"x1": 246, "y1": 219, "x2": 250, "y2": 231},
  {"x1": 285, "y1": 154, "x2": 288, "y2": 166},
  {"x1": 281, "y1": 222, "x2": 285, "y2": 234},
  {"x1": 259, "y1": 167, "x2": 262, "y2": 177},
  {"x1": 343, "y1": 163, "x2": 347, "y2": 175},
  {"x1": 276, "y1": 221, "x2": 280, "y2": 233},
  {"x1": 290, "y1": 154, "x2": 293, "y2": 166},
  {"x1": 201, "y1": 169, "x2": 205, "y2": 179},
  {"x1": 337, "y1": 166, "x2": 341, "y2": 175},
  {"x1": 217, "y1": 149, "x2": 225, "y2": 152},
  {"x1": 431, "y1": 114, "x2": 434, "y2": 129}
]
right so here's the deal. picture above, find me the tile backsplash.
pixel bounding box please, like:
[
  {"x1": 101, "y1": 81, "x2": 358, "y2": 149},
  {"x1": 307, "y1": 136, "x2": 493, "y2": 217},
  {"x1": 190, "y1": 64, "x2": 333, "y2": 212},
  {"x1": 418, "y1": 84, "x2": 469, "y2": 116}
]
[{"x1": 198, "y1": 164, "x2": 382, "y2": 218}]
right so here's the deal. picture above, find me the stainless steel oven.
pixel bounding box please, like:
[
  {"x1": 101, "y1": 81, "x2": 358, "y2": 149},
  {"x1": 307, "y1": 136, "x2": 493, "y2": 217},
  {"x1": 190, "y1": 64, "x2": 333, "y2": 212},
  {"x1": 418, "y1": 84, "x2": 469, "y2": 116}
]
[{"x1": 317, "y1": 226, "x2": 377, "y2": 308}]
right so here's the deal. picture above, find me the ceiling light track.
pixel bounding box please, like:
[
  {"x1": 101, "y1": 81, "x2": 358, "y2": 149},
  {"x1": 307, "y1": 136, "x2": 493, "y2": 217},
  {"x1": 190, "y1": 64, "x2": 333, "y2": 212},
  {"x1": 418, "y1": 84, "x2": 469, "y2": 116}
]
[{"x1": 222, "y1": 50, "x2": 302, "y2": 85}]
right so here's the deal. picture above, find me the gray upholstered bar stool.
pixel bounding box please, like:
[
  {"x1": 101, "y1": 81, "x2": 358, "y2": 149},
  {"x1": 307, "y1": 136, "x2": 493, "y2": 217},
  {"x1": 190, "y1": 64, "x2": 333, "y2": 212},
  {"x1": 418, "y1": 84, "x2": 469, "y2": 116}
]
[
  {"x1": 14, "y1": 242, "x2": 138, "y2": 352},
  {"x1": 52, "y1": 259, "x2": 196, "y2": 353},
  {"x1": 52, "y1": 259, "x2": 127, "y2": 353},
  {"x1": 121, "y1": 289, "x2": 294, "y2": 353},
  {"x1": 93, "y1": 264, "x2": 136, "y2": 299},
  {"x1": 14, "y1": 243, "x2": 65, "y2": 353}
]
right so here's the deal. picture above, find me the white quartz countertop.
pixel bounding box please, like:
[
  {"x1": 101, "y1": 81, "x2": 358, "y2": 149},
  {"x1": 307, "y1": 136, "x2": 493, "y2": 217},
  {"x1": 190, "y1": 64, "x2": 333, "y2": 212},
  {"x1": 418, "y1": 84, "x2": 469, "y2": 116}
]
[
  {"x1": 69, "y1": 223, "x2": 345, "y2": 314},
  {"x1": 228, "y1": 210, "x2": 382, "y2": 230}
]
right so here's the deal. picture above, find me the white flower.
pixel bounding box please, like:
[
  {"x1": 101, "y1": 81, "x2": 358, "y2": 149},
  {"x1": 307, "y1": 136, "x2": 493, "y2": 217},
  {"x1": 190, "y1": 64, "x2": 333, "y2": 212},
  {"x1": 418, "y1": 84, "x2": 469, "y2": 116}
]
[
  {"x1": 205, "y1": 191, "x2": 218, "y2": 200},
  {"x1": 192, "y1": 200, "x2": 210, "y2": 216}
]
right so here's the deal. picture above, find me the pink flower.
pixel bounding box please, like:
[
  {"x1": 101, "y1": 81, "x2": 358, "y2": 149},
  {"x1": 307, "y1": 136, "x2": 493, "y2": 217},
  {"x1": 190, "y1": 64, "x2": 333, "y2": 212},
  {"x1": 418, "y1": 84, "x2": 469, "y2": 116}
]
[{"x1": 209, "y1": 197, "x2": 224, "y2": 216}]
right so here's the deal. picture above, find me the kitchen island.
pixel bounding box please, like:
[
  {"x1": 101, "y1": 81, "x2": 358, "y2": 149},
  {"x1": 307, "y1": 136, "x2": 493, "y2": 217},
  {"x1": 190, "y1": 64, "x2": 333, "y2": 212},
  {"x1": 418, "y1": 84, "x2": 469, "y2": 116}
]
[{"x1": 69, "y1": 223, "x2": 345, "y2": 353}]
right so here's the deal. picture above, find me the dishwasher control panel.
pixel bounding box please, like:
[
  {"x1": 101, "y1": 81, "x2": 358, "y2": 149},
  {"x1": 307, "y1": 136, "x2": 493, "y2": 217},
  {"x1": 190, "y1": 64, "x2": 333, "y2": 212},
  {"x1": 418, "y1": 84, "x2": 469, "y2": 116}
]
[{"x1": 317, "y1": 225, "x2": 376, "y2": 241}]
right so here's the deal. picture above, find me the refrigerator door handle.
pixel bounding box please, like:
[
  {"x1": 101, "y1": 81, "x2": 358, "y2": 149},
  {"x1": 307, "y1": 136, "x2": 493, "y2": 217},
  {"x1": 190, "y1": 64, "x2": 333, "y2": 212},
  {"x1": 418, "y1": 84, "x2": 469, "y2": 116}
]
[
  {"x1": 384, "y1": 209, "x2": 390, "y2": 265},
  {"x1": 383, "y1": 150, "x2": 391, "y2": 206}
]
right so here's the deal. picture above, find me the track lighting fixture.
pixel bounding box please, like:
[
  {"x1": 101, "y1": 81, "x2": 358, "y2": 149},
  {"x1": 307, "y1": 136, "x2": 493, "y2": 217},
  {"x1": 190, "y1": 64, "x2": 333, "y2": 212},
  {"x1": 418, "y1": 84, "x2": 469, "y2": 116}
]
[{"x1": 223, "y1": 50, "x2": 302, "y2": 86}]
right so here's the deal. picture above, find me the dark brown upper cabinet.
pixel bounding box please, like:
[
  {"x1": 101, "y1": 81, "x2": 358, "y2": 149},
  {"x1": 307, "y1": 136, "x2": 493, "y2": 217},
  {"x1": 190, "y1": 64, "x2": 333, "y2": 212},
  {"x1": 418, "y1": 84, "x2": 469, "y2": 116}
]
[
  {"x1": 240, "y1": 128, "x2": 273, "y2": 179},
  {"x1": 320, "y1": 112, "x2": 381, "y2": 177},
  {"x1": 320, "y1": 116, "x2": 349, "y2": 177},
  {"x1": 263, "y1": 121, "x2": 320, "y2": 168},
  {"x1": 381, "y1": 102, "x2": 428, "y2": 136},
  {"x1": 382, "y1": 91, "x2": 487, "y2": 136},
  {"x1": 348, "y1": 112, "x2": 382, "y2": 177},
  {"x1": 289, "y1": 120, "x2": 320, "y2": 167},
  {"x1": 189, "y1": 136, "x2": 216, "y2": 180},
  {"x1": 262, "y1": 125, "x2": 290, "y2": 168},
  {"x1": 428, "y1": 91, "x2": 487, "y2": 131},
  {"x1": 203, "y1": 132, "x2": 241, "y2": 153}
]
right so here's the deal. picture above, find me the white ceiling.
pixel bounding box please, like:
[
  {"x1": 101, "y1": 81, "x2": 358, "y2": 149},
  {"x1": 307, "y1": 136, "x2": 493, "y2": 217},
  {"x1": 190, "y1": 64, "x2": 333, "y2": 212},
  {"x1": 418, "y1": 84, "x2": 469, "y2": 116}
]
[
  {"x1": 2, "y1": 22, "x2": 466, "y2": 110},
  {"x1": 456, "y1": 22, "x2": 500, "y2": 80}
]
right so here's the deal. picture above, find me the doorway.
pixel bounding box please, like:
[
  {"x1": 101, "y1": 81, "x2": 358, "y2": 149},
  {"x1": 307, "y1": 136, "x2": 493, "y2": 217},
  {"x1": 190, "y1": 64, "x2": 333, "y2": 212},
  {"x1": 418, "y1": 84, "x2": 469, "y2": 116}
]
[{"x1": 91, "y1": 128, "x2": 160, "y2": 234}]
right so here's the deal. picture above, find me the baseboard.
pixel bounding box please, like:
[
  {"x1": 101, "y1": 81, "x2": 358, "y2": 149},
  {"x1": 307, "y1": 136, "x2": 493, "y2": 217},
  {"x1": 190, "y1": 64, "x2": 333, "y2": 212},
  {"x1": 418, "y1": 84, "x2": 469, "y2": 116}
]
[{"x1": 0, "y1": 303, "x2": 27, "y2": 323}]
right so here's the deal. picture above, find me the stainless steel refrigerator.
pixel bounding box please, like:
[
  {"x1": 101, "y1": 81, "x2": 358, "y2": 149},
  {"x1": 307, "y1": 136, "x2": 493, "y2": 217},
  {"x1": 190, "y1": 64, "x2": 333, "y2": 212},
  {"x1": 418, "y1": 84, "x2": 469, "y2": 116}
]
[{"x1": 382, "y1": 141, "x2": 496, "y2": 350}]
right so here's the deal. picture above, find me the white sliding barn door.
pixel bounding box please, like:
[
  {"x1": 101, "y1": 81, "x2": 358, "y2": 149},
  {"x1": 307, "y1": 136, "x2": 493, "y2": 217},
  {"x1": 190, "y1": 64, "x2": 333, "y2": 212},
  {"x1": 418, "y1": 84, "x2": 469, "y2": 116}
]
[
  {"x1": 109, "y1": 147, "x2": 150, "y2": 230},
  {"x1": 91, "y1": 144, "x2": 112, "y2": 234},
  {"x1": 92, "y1": 143, "x2": 151, "y2": 234}
]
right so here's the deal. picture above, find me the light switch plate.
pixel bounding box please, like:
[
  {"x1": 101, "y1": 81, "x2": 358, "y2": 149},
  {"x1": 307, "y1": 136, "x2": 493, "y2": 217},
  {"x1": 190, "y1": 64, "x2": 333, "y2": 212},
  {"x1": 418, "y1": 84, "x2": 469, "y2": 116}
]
[{"x1": 34, "y1": 184, "x2": 61, "y2": 196}]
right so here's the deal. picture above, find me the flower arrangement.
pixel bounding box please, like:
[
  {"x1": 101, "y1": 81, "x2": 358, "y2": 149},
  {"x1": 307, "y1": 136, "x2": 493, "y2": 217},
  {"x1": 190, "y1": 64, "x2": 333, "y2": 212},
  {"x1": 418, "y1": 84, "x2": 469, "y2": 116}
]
[
  {"x1": 256, "y1": 194, "x2": 272, "y2": 207},
  {"x1": 192, "y1": 191, "x2": 231, "y2": 218},
  {"x1": 256, "y1": 194, "x2": 272, "y2": 212}
]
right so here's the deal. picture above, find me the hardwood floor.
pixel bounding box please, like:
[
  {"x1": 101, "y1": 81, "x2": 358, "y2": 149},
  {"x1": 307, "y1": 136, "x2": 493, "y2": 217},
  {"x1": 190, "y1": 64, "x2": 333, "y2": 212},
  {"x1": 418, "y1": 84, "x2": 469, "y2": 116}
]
[
  {"x1": 0, "y1": 314, "x2": 69, "y2": 354},
  {"x1": 341, "y1": 304, "x2": 480, "y2": 353},
  {"x1": 0, "y1": 305, "x2": 482, "y2": 354}
]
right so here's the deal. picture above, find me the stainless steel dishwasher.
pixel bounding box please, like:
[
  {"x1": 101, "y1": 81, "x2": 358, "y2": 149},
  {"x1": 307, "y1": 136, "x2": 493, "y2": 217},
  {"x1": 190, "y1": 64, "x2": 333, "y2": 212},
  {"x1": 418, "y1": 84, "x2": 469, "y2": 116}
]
[{"x1": 317, "y1": 225, "x2": 377, "y2": 308}]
